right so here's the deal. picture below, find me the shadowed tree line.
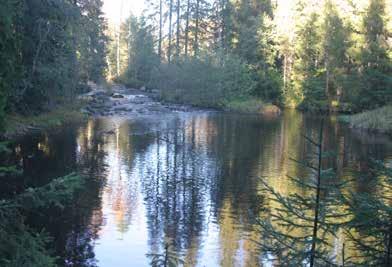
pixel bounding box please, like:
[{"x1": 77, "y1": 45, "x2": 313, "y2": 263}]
[{"x1": 0, "y1": 0, "x2": 107, "y2": 127}]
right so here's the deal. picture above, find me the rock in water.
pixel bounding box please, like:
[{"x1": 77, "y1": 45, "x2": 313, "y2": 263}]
[{"x1": 111, "y1": 93, "x2": 125, "y2": 99}]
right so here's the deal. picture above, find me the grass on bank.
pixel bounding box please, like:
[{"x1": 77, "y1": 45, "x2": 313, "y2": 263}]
[
  {"x1": 157, "y1": 86, "x2": 281, "y2": 115},
  {"x1": 3, "y1": 101, "x2": 87, "y2": 139},
  {"x1": 340, "y1": 105, "x2": 392, "y2": 134},
  {"x1": 223, "y1": 98, "x2": 281, "y2": 115}
]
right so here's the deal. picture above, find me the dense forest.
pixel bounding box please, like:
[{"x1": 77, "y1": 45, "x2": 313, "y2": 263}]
[
  {"x1": 108, "y1": 0, "x2": 391, "y2": 112},
  {"x1": 0, "y1": 0, "x2": 390, "y2": 122},
  {"x1": 0, "y1": 0, "x2": 107, "y2": 127}
]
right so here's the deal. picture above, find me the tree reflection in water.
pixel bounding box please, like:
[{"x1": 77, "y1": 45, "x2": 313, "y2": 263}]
[{"x1": 10, "y1": 111, "x2": 392, "y2": 266}]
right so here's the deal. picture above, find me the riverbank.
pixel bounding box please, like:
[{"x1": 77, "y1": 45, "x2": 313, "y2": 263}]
[
  {"x1": 1, "y1": 84, "x2": 200, "y2": 140},
  {"x1": 340, "y1": 106, "x2": 392, "y2": 135},
  {"x1": 3, "y1": 102, "x2": 88, "y2": 140},
  {"x1": 157, "y1": 89, "x2": 281, "y2": 116},
  {"x1": 223, "y1": 98, "x2": 281, "y2": 115}
]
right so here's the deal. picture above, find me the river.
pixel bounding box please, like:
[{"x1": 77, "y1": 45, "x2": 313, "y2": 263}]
[{"x1": 8, "y1": 96, "x2": 392, "y2": 266}]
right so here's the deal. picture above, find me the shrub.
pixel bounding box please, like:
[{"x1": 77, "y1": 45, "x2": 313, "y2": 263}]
[{"x1": 150, "y1": 54, "x2": 257, "y2": 108}]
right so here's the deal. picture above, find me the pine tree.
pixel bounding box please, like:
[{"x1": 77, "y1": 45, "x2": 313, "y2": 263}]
[
  {"x1": 322, "y1": 0, "x2": 350, "y2": 105},
  {"x1": 121, "y1": 15, "x2": 158, "y2": 86},
  {"x1": 77, "y1": 0, "x2": 108, "y2": 83},
  {"x1": 290, "y1": 8, "x2": 324, "y2": 109},
  {"x1": 184, "y1": 0, "x2": 191, "y2": 57},
  {"x1": 168, "y1": 0, "x2": 174, "y2": 63},
  {"x1": 175, "y1": 0, "x2": 181, "y2": 60},
  {"x1": 359, "y1": 0, "x2": 391, "y2": 109}
]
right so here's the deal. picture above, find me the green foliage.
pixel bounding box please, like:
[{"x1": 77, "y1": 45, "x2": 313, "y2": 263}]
[
  {"x1": 0, "y1": 0, "x2": 107, "y2": 118},
  {"x1": 283, "y1": 0, "x2": 390, "y2": 112},
  {"x1": 0, "y1": 213, "x2": 57, "y2": 267},
  {"x1": 0, "y1": 173, "x2": 84, "y2": 266},
  {"x1": 258, "y1": 123, "x2": 346, "y2": 266},
  {"x1": 340, "y1": 105, "x2": 392, "y2": 134},
  {"x1": 0, "y1": 0, "x2": 23, "y2": 128},
  {"x1": 151, "y1": 54, "x2": 256, "y2": 108},
  {"x1": 256, "y1": 127, "x2": 392, "y2": 266},
  {"x1": 77, "y1": 0, "x2": 108, "y2": 83},
  {"x1": 342, "y1": 160, "x2": 392, "y2": 266},
  {"x1": 109, "y1": 0, "x2": 281, "y2": 109},
  {"x1": 322, "y1": 0, "x2": 351, "y2": 100},
  {"x1": 0, "y1": 142, "x2": 23, "y2": 177},
  {"x1": 118, "y1": 15, "x2": 159, "y2": 87},
  {"x1": 0, "y1": 142, "x2": 85, "y2": 266},
  {"x1": 223, "y1": 98, "x2": 278, "y2": 114},
  {"x1": 358, "y1": 0, "x2": 392, "y2": 109},
  {"x1": 16, "y1": 173, "x2": 84, "y2": 210},
  {"x1": 290, "y1": 12, "x2": 324, "y2": 107}
]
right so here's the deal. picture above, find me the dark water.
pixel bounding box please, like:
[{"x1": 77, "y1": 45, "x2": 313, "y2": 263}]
[{"x1": 9, "y1": 110, "x2": 392, "y2": 266}]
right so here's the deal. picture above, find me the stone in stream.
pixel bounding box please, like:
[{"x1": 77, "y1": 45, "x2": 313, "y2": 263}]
[{"x1": 111, "y1": 93, "x2": 125, "y2": 99}]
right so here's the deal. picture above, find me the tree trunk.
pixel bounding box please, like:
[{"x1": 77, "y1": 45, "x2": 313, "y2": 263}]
[
  {"x1": 325, "y1": 53, "x2": 330, "y2": 100},
  {"x1": 194, "y1": 0, "x2": 200, "y2": 57},
  {"x1": 220, "y1": 0, "x2": 226, "y2": 51},
  {"x1": 116, "y1": 29, "x2": 120, "y2": 77},
  {"x1": 184, "y1": 0, "x2": 190, "y2": 57},
  {"x1": 128, "y1": 19, "x2": 132, "y2": 69},
  {"x1": 32, "y1": 21, "x2": 51, "y2": 75},
  {"x1": 159, "y1": 0, "x2": 163, "y2": 61},
  {"x1": 176, "y1": 0, "x2": 180, "y2": 60},
  {"x1": 168, "y1": 0, "x2": 173, "y2": 63}
]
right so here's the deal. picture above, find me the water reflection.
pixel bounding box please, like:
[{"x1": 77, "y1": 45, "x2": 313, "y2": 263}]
[{"x1": 11, "y1": 111, "x2": 392, "y2": 266}]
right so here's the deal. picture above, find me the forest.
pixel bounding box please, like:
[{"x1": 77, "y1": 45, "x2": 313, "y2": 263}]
[
  {"x1": 107, "y1": 0, "x2": 391, "y2": 114},
  {"x1": 0, "y1": 0, "x2": 391, "y2": 121},
  {"x1": 0, "y1": 0, "x2": 391, "y2": 266}
]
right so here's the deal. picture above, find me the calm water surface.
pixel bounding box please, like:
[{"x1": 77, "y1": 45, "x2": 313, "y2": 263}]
[{"x1": 11, "y1": 110, "x2": 392, "y2": 266}]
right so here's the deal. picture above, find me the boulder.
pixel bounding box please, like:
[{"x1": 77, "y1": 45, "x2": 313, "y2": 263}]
[{"x1": 261, "y1": 105, "x2": 282, "y2": 116}]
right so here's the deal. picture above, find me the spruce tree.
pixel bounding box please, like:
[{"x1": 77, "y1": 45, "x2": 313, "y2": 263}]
[
  {"x1": 258, "y1": 121, "x2": 346, "y2": 266},
  {"x1": 359, "y1": 0, "x2": 391, "y2": 109},
  {"x1": 322, "y1": 0, "x2": 350, "y2": 105},
  {"x1": 290, "y1": 11, "x2": 323, "y2": 109},
  {"x1": 342, "y1": 160, "x2": 392, "y2": 266}
]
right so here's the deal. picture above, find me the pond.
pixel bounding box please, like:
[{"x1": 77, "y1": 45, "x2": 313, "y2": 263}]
[{"x1": 10, "y1": 110, "x2": 392, "y2": 266}]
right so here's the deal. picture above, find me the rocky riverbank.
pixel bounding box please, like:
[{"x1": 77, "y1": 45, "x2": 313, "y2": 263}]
[
  {"x1": 79, "y1": 84, "x2": 203, "y2": 117},
  {"x1": 2, "y1": 84, "x2": 208, "y2": 140},
  {"x1": 3, "y1": 83, "x2": 281, "y2": 140}
]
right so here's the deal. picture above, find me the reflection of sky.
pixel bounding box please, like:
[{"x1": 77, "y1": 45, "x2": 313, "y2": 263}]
[{"x1": 94, "y1": 123, "x2": 150, "y2": 266}]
